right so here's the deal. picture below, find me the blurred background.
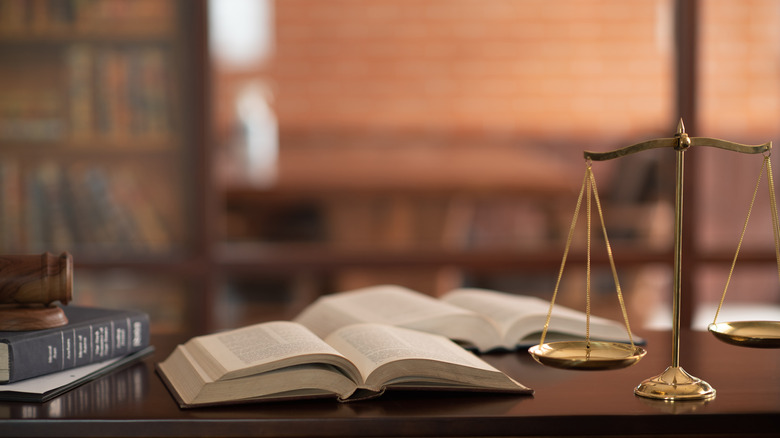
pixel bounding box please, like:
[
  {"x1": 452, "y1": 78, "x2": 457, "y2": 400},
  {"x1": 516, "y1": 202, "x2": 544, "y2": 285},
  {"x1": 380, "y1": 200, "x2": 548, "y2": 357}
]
[{"x1": 2, "y1": 0, "x2": 780, "y2": 335}]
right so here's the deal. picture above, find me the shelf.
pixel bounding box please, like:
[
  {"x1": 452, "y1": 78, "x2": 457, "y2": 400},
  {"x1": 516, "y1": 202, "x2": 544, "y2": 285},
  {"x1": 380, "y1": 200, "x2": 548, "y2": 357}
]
[
  {"x1": 215, "y1": 242, "x2": 675, "y2": 274},
  {"x1": 1, "y1": 140, "x2": 180, "y2": 158},
  {"x1": 0, "y1": 26, "x2": 177, "y2": 43},
  {"x1": 221, "y1": 142, "x2": 581, "y2": 196},
  {"x1": 0, "y1": 0, "x2": 178, "y2": 42},
  {"x1": 1, "y1": 137, "x2": 179, "y2": 154}
]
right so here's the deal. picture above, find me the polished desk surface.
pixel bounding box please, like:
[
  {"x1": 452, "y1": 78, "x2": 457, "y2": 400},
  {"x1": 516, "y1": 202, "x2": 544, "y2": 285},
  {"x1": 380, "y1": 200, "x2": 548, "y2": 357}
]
[{"x1": 2, "y1": 329, "x2": 779, "y2": 437}]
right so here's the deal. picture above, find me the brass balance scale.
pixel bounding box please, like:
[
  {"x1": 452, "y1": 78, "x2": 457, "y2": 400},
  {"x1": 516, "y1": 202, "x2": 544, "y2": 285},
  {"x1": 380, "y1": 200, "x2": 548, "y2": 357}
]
[{"x1": 528, "y1": 119, "x2": 779, "y2": 401}]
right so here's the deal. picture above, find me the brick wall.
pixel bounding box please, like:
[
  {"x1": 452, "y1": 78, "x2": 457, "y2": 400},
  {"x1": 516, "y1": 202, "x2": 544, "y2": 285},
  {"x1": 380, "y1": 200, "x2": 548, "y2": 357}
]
[
  {"x1": 212, "y1": 1, "x2": 677, "y2": 152},
  {"x1": 270, "y1": 0, "x2": 674, "y2": 143},
  {"x1": 700, "y1": 0, "x2": 780, "y2": 140},
  {"x1": 214, "y1": 0, "x2": 780, "y2": 157}
]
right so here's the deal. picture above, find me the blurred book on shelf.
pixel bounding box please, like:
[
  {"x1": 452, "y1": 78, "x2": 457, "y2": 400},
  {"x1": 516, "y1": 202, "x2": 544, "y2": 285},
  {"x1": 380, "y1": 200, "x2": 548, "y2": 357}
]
[{"x1": 0, "y1": 161, "x2": 176, "y2": 256}]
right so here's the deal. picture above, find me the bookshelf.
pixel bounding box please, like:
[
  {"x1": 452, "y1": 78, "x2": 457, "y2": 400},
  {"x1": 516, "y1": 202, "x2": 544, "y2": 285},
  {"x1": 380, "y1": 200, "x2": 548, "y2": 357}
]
[{"x1": 0, "y1": 0, "x2": 209, "y2": 333}]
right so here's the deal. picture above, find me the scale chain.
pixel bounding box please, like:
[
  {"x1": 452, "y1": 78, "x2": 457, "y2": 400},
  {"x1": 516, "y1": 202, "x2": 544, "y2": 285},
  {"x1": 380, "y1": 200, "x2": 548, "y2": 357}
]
[
  {"x1": 540, "y1": 166, "x2": 588, "y2": 346},
  {"x1": 768, "y1": 159, "x2": 780, "y2": 289},
  {"x1": 713, "y1": 155, "x2": 780, "y2": 324},
  {"x1": 586, "y1": 165, "x2": 592, "y2": 348},
  {"x1": 588, "y1": 166, "x2": 635, "y2": 347},
  {"x1": 539, "y1": 162, "x2": 636, "y2": 349}
]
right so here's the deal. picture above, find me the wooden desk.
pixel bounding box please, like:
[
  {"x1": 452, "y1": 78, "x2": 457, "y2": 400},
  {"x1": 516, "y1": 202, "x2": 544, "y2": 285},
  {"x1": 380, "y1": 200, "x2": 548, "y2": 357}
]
[{"x1": 2, "y1": 329, "x2": 778, "y2": 437}]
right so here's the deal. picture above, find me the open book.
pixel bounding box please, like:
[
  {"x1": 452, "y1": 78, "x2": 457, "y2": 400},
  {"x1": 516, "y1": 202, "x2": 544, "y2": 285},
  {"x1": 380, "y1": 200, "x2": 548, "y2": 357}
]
[
  {"x1": 156, "y1": 321, "x2": 531, "y2": 408},
  {"x1": 294, "y1": 285, "x2": 642, "y2": 353}
]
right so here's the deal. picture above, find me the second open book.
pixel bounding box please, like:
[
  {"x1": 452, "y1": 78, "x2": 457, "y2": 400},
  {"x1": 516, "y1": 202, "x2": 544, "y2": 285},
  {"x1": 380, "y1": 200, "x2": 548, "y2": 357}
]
[{"x1": 295, "y1": 285, "x2": 641, "y2": 353}]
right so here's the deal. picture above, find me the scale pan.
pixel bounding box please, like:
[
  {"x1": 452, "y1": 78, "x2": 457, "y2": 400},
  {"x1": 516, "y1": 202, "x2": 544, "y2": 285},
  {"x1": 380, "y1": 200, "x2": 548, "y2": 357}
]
[
  {"x1": 528, "y1": 341, "x2": 646, "y2": 371},
  {"x1": 708, "y1": 321, "x2": 780, "y2": 348}
]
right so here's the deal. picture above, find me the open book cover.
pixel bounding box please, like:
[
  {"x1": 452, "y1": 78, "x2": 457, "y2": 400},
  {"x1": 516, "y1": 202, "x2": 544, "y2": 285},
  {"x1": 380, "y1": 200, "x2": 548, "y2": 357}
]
[
  {"x1": 294, "y1": 285, "x2": 643, "y2": 353},
  {"x1": 156, "y1": 321, "x2": 531, "y2": 408}
]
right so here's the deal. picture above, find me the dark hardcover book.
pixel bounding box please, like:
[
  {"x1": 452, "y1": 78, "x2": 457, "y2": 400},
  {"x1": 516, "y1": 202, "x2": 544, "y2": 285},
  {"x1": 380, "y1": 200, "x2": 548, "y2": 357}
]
[{"x1": 0, "y1": 306, "x2": 150, "y2": 383}]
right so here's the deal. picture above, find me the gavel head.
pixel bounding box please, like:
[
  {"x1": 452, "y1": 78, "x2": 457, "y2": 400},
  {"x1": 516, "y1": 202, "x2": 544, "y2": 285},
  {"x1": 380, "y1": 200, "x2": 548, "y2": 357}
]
[{"x1": 0, "y1": 252, "x2": 72, "y2": 307}]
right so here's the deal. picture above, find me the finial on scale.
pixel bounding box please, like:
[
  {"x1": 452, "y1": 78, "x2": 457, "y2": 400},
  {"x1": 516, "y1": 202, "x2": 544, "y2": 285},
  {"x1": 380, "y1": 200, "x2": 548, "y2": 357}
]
[{"x1": 675, "y1": 118, "x2": 691, "y2": 151}]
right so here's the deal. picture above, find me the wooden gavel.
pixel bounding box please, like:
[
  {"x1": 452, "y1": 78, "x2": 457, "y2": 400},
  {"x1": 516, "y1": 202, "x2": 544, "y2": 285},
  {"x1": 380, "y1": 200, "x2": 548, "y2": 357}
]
[{"x1": 0, "y1": 252, "x2": 73, "y2": 331}]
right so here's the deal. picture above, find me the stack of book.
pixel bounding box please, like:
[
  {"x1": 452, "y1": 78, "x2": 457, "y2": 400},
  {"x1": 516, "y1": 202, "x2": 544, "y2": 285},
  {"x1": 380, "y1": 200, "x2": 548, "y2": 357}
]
[{"x1": 0, "y1": 306, "x2": 152, "y2": 402}]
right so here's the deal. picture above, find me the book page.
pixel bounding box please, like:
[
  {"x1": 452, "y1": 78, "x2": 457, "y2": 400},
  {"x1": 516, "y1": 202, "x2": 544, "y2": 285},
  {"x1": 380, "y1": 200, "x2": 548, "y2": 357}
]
[
  {"x1": 442, "y1": 288, "x2": 633, "y2": 346},
  {"x1": 442, "y1": 288, "x2": 552, "y2": 331},
  {"x1": 324, "y1": 323, "x2": 498, "y2": 388},
  {"x1": 295, "y1": 285, "x2": 501, "y2": 351},
  {"x1": 295, "y1": 285, "x2": 471, "y2": 336},
  {"x1": 187, "y1": 321, "x2": 360, "y2": 382}
]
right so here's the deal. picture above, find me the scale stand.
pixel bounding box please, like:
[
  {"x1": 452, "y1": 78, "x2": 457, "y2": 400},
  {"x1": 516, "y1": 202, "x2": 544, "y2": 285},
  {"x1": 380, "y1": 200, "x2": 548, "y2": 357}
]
[{"x1": 583, "y1": 119, "x2": 771, "y2": 401}]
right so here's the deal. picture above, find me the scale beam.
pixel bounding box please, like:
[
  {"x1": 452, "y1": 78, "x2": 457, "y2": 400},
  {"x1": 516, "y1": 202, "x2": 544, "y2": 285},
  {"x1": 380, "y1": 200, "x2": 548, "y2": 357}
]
[
  {"x1": 531, "y1": 119, "x2": 777, "y2": 401},
  {"x1": 581, "y1": 120, "x2": 771, "y2": 401},
  {"x1": 584, "y1": 138, "x2": 771, "y2": 161},
  {"x1": 584, "y1": 120, "x2": 771, "y2": 161}
]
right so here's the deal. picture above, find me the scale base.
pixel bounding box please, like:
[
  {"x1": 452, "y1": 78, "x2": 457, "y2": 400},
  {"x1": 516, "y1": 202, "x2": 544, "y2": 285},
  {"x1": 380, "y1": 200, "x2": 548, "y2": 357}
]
[{"x1": 634, "y1": 366, "x2": 715, "y2": 401}]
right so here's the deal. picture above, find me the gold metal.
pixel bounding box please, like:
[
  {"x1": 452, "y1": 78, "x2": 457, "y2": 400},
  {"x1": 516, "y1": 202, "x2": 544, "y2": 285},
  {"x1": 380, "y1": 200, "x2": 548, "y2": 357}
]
[
  {"x1": 528, "y1": 341, "x2": 646, "y2": 371},
  {"x1": 634, "y1": 366, "x2": 715, "y2": 401},
  {"x1": 530, "y1": 161, "x2": 641, "y2": 371},
  {"x1": 671, "y1": 139, "x2": 684, "y2": 369},
  {"x1": 635, "y1": 120, "x2": 713, "y2": 401},
  {"x1": 707, "y1": 155, "x2": 780, "y2": 348},
  {"x1": 571, "y1": 119, "x2": 772, "y2": 401},
  {"x1": 584, "y1": 120, "x2": 770, "y2": 162},
  {"x1": 537, "y1": 119, "x2": 774, "y2": 399},
  {"x1": 708, "y1": 321, "x2": 780, "y2": 348}
]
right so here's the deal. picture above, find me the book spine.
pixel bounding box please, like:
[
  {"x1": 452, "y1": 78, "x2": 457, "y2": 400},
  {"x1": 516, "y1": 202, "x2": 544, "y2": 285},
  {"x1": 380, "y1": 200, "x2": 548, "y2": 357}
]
[{"x1": 3, "y1": 311, "x2": 150, "y2": 383}]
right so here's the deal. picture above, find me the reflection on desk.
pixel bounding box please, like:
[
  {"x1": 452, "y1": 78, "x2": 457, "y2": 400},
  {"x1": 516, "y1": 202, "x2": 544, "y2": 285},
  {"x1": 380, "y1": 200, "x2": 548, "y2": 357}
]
[
  {"x1": 2, "y1": 329, "x2": 779, "y2": 437},
  {"x1": 0, "y1": 361, "x2": 147, "y2": 419}
]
